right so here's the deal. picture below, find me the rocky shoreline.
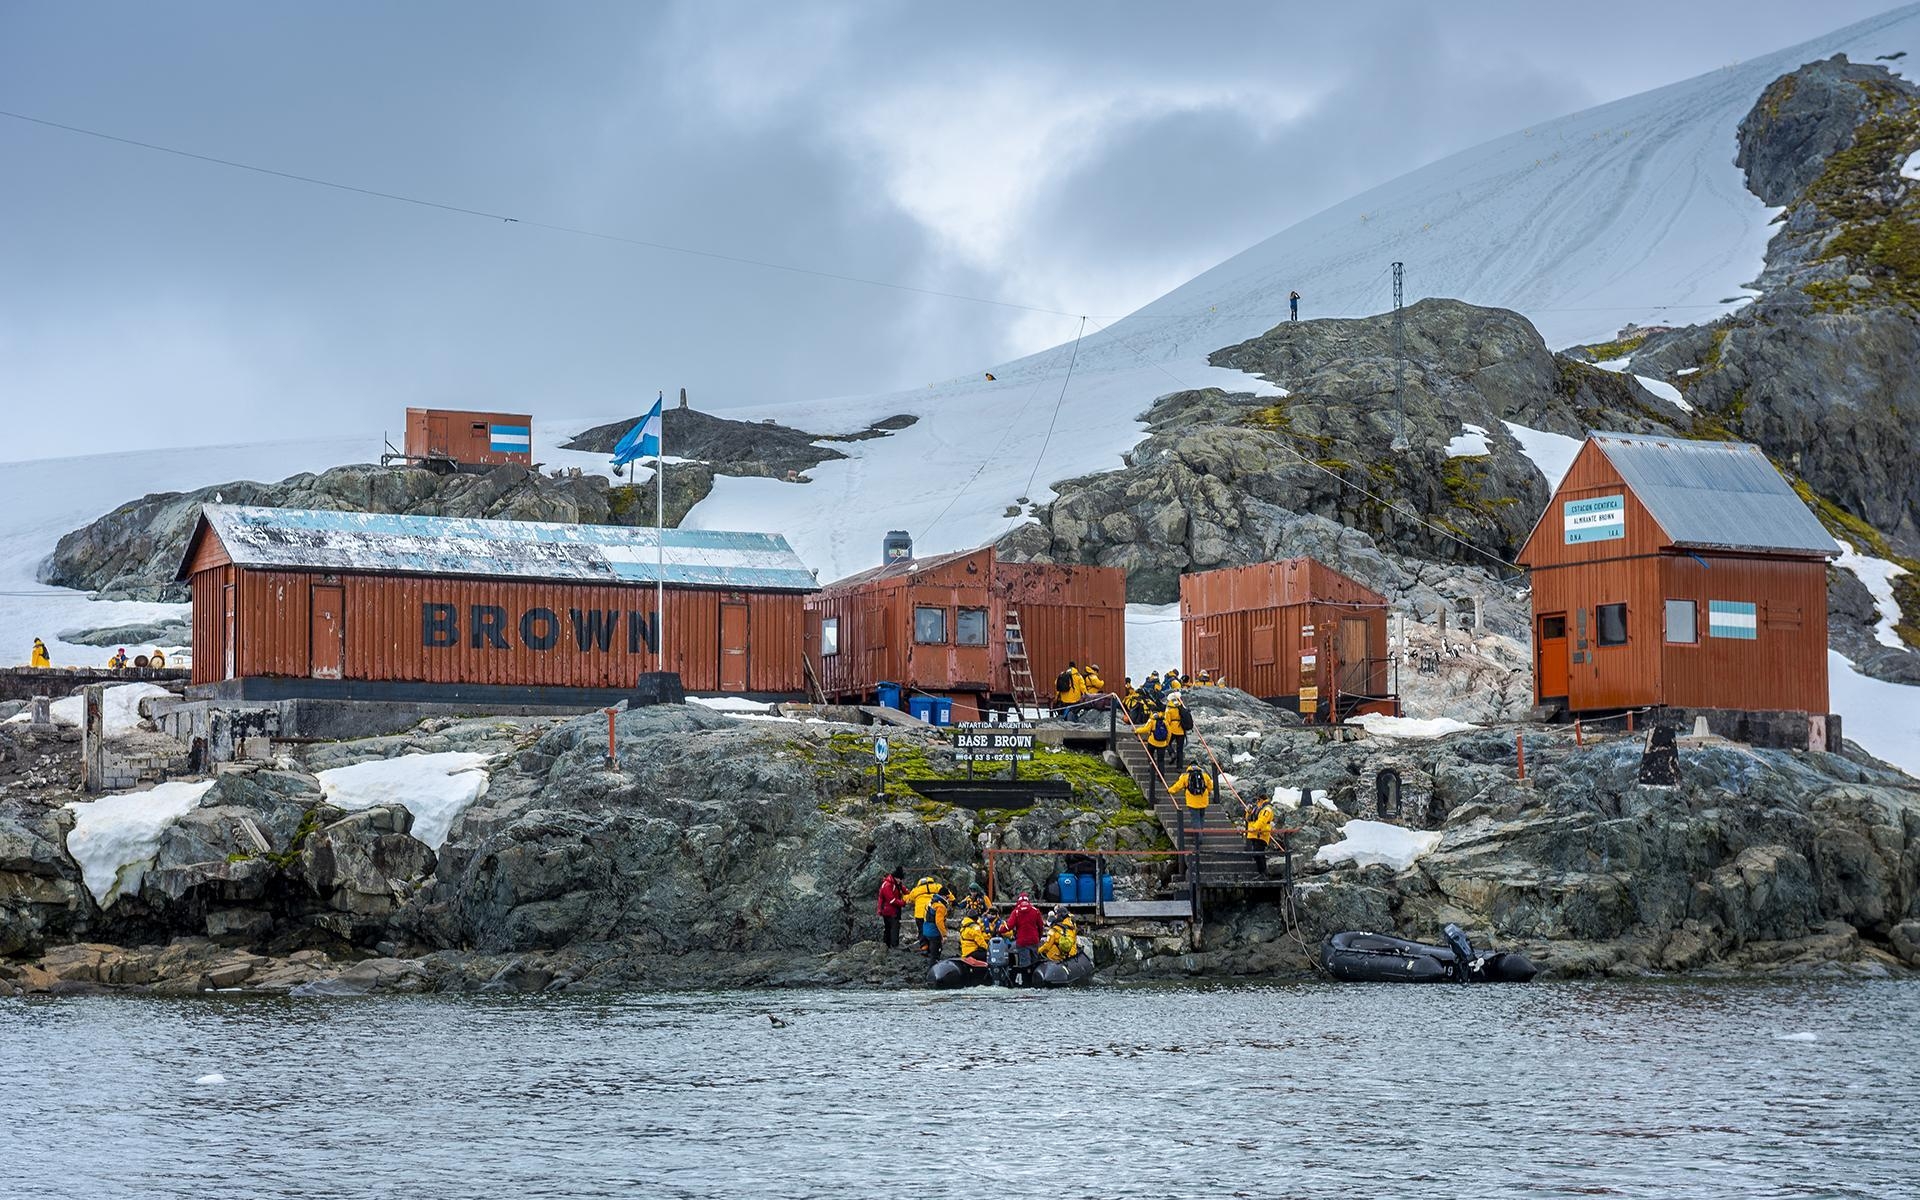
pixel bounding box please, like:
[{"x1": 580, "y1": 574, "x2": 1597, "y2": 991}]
[{"x1": 5, "y1": 687, "x2": 1915, "y2": 998}]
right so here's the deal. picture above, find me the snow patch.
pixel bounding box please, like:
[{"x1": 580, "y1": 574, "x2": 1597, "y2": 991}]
[
  {"x1": 4, "y1": 681, "x2": 174, "y2": 735},
  {"x1": 1274, "y1": 787, "x2": 1333, "y2": 811},
  {"x1": 691, "y1": 696, "x2": 777, "y2": 713},
  {"x1": 1315, "y1": 819, "x2": 1442, "y2": 872},
  {"x1": 315, "y1": 752, "x2": 491, "y2": 850},
  {"x1": 1828, "y1": 651, "x2": 1920, "y2": 778},
  {"x1": 1125, "y1": 602, "x2": 1182, "y2": 684},
  {"x1": 1501, "y1": 421, "x2": 1583, "y2": 492},
  {"x1": 1904, "y1": 149, "x2": 1920, "y2": 182},
  {"x1": 1351, "y1": 713, "x2": 1483, "y2": 740},
  {"x1": 1834, "y1": 541, "x2": 1910, "y2": 650},
  {"x1": 1445, "y1": 423, "x2": 1491, "y2": 458},
  {"x1": 1635, "y1": 374, "x2": 1695, "y2": 414},
  {"x1": 1675, "y1": 367, "x2": 1700, "y2": 377},
  {"x1": 1590, "y1": 356, "x2": 1632, "y2": 373},
  {"x1": 64, "y1": 780, "x2": 216, "y2": 906}
]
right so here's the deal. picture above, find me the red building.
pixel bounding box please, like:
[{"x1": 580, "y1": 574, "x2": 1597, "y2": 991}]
[{"x1": 1516, "y1": 433, "x2": 1837, "y2": 740}]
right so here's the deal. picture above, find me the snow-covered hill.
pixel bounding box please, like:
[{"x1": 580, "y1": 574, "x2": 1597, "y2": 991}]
[{"x1": 5, "y1": 5, "x2": 1919, "y2": 770}]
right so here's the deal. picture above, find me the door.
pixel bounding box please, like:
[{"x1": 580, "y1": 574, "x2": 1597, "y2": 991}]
[
  {"x1": 1536, "y1": 613, "x2": 1569, "y2": 701},
  {"x1": 310, "y1": 585, "x2": 345, "y2": 680},
  {"x1": 719, "y1": 602, "x2": 749, "y2": 692},
  {"x1": 1337, "y1": 618, "x2": 1370, "y2": 699},
  {"x1": 222, "y1": 584, "x2": 237, "y2": 680},
  {"x1": 427, "y1": 414, "x2": 450, "y2": 456}
]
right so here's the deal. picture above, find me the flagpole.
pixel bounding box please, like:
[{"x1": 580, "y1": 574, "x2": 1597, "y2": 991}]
[{"x1": 655, "y1": 390, "x2": 665, "y2": 676}]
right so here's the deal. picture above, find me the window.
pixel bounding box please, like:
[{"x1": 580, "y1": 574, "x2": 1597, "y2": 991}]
[
  {"x1": 1597, "y1": 603, "x2": 1628, "y2": 646},
  {"x1": 820, "y1": 617, "x2": 840, "y2": 657},
  {"x1": 1664, "y1": 600, "x2": 1697, "y2": 645},
  {"x1": 956, "y1": 607, "x2": 987, "y2": 646},
  {"x1": 1540, "y1": 615, "x2": 1567, "y2": 640},
  {"x1": 913, "y1": 606, "x2": 947, "y2": 644}
]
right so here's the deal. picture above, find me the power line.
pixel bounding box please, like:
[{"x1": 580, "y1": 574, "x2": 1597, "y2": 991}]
[
  {"x1": 0, "y1": 107, "x2": 1088, "y2": 320},
  {"x1": 1021, "y1": 316, "x2": 1087, "y2": 500}
]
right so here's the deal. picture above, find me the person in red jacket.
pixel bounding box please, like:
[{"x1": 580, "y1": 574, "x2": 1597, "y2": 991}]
[
  {"x1": 876, "y1": 870, "x2": 905, "y2": 949},
  {"x1": 1003, "y1": 894, "x2": 1045, "y2": 949}
]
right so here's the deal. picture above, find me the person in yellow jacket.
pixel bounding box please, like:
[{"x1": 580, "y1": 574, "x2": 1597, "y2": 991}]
[
  {"x1": 1081, "y1": 664, "x2": 1105, "y2": 697},
  {"x1": 1164, "y1": 693, "x2": 1191, "y2": 767},
  {"x1": 30, "y1": 638, "x2": 52, "y2": 668},
  {"x1": 1135, "y1": 710, "x2": 1173, "y2": 769},
  {"x1": 904, "y1": 876, "x2": 943, "y2": 922},
  {"x1": 1168, "y1": 764, "x2": 1214, "y2": 830},
  {"x1": 1245, "y1": 794, "x2": 1276, "y2": 872},
  {"x1": 1040, "y1": 907, "x2": 1078, "y2": 962},
  {"x1": 959, "y1": 915, "x2": 990, "y2": 960},
  {"x1": 1055, "y1": 661, "x2": 1085, "y2": 710},
  {"x1": 918, "y1": 888, "x2": 950, "y2": 961}
]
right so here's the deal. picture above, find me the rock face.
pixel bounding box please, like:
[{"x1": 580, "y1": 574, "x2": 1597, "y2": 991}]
[
  {"x1": 563, "y1": 406, "x2": 918, "y2": 480},
  {"x1": 1000, "y1": 299, "x2": 1680, "y2": 610}
]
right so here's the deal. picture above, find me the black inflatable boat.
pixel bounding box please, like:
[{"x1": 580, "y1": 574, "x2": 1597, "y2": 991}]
[
  {"x1": 929, "y1": 942, "x2": 1094, "y2": 989},
  {"x1": 1321, "y1": 925, "x2": 1538, "y2": 984}
]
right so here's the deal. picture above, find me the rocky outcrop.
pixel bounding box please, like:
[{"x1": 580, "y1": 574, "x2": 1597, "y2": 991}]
[
  {"x1": 1000, "y1": 299, "x2": 1679, "y2": 610},
  {"x1": 563, "y1": 406, "x2": 918, "y2": 480}
]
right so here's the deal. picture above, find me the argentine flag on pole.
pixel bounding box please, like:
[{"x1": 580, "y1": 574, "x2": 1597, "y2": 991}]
[{"x1": 611, "y1": 392, "x2": 664, "y2": 466}]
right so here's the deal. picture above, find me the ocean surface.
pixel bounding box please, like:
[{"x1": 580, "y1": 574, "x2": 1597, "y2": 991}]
[{"x1": 3, "y1": 979, "x2": 1915, "y2": 1199}]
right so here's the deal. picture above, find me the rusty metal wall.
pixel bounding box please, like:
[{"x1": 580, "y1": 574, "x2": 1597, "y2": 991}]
[
  {"x1": 807, "y1": 551, "x2": 1126, "y2": 701},
  {"x1": 1180, "y1": 558, "x2": 1386, "y2": 619},
  {"x1": 402, "y1": 407, "x2": 535, "y2": 468},
  {"x1": 228, "y1": 567, "x2": 806, "y2": 693},
  {"x1": 188, "y1": 565, "x2": 233, "y2": 687},
  {"x1": 1182, "y1": 600, "x2": 1386, "y2": 700}
]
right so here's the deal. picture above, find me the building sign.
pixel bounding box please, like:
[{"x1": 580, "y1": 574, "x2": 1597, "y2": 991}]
[
  {"x1": 422, "y1": 603, "x2": 658, "y2": 654},
  {"x1": 951, "y1": 723, "x2": 1035, "y2": 762},
  {"x1": 1564, "y1": 494, "x2": 1626, "y2": 544},
  {"x1": 1298, "y1": 685, "x2": 1319, "y2": 715},
  {"x1": 489, "y1": 423, "x2": 532, "y2": 453},
  {"x1": 1708, "y1": 600, "x2": 1758, "y2": 640}
]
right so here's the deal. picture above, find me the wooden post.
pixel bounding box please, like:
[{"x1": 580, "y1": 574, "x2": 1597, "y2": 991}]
[
  {"x1": 1627, "y1": 710, "x2": 1636, "y2": 734},
  {"x1": 604, "y1": 707, "x2": 618, "y2": 767},
  {"x1": 1575, "y1": 719, "x2": 1583, "y2": 747}
]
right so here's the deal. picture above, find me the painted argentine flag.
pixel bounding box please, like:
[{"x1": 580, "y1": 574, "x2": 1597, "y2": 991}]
[
  {"x1": 611, "y1": 392, "x2": 664, "y2": 466},
  {"x1": 488, "y1": 423, "x2": 532, "y2": 453}
]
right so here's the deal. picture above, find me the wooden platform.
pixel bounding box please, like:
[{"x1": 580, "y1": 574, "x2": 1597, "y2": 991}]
[{"x1": 1102, "y1": 899, "x2": 1195, "y2": 919}]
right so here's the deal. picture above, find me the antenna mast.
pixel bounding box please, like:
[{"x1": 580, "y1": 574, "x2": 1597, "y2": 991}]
[{"x1": 1390, "y1": 261, "x2": 1408, "y2": 453}]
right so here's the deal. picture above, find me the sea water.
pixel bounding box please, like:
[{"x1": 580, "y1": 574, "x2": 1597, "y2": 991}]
[{"x1": 3, "y1": 979, "x2": 1915, "y2": 1198}]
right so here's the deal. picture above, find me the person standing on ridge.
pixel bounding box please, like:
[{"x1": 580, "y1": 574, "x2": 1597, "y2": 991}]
[
  {"x1": 1055, "y1": 661, "x2": 1084, "y2": 715},
  {"x1": 1244, "y1": 794, "x2": 1276, "y2": 873},
  {"x1": 1289, "y1": 290, "x2": 1301, "y2": 321},
  {"x1": 876, "y1": 869, "x2": 905, "y2": 949},
  {"x1": 30, "y1": 638, "x2": 50, "y2": 668}
]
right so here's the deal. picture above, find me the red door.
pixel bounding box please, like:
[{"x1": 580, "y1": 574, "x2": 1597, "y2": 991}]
[
  {"x1": 719, "y1": 603, "x2": 749, "y2": 692},
  {"x1": 310, "y1": 585, "x2": 345, "y2": 680},
  {"x1": 1536, "y1": 613, "x2": 1569, "y2": 702}
]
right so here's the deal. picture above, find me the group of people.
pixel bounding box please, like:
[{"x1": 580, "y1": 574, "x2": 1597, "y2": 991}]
[
  {"x1": 1121, "y1": 668, "x2": 1224, "y2": 771},
  {"x1": 1052, "y1": 661, "x2": 1107, "y2": 719},
  {"x1": 876, "y1": 872, "x2": 1079, "y2": 964},
  {"x1": 26, "y1": 639, "x2": 165, "y2": 670}
]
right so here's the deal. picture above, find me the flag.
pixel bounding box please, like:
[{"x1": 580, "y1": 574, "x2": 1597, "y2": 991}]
[{"x1": 611, "y1": 392, "x2": 664, "y2": 466}]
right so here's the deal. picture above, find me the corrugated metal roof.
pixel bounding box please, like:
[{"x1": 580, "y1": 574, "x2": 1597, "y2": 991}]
[
  {"x1": 1589, "y1": 432, "x2": 1837, "y2": 556},
  {"x1": 180, "y1": 505, "x2": 819, "y2": 590},
  {"x1": 823, "y1": 546, "x2": 987, "y2": 590}
]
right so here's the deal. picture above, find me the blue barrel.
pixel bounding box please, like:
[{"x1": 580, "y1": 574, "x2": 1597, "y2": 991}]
[
  {"x1": 876, "y1": 682, "x2": 903, "y2": 710},
  {"x1": 931, "y1": 697, "x2": 954, "y2": 726},
  {"x1": 1076, "y1": 874, "x2": 1095, "y2": 905},
  {"x1": 1057, "y1": 872, "x2": 1078, "y2": 903},
  {"x1": 1101, "y1": 874, "x2": 1115, "y2": 902},
  {"x1": 908, "y1": 696, "x2": 937, "y2": 723}
]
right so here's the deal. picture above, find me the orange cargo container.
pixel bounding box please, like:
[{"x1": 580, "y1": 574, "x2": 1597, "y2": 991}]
[
  {"x1": 1180, "y1": 558, "x2": 1394, "y2": 721},
  {"x1": 1516, "y1": 432, "x2": 1836, "y2": 718},
  {"x1": 401, "y1": 407, "x2": 534, "y2": 469},
  {"x1": 805, "y1": 547, "x2": 1126, "y2": 718},
  {"x1": 178, "y1": 505, "x2": 816, "y2": 702}
]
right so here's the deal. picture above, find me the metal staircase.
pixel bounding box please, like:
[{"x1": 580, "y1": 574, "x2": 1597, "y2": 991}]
[{"x1": 1003, "y1": 608, "x2": 1048, "y2": 718}]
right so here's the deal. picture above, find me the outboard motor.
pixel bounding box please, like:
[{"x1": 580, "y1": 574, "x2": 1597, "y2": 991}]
[
  {"x1": 1443, "y1": 923, "x2": 1477, "y2": 983},
  {"x1": 987, "y1": 936, "x2": 1011, "y2": 986}
]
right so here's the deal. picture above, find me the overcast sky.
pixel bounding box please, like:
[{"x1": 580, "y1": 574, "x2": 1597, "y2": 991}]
[{"x1": 1, "y1": 0, "x2": 1908, "y2": 459}]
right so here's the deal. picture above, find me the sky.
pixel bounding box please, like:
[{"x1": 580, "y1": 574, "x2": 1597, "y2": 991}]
[{"x1": 0, "y1": 0, "x2": 1910, "y2": 459}]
